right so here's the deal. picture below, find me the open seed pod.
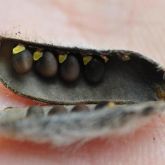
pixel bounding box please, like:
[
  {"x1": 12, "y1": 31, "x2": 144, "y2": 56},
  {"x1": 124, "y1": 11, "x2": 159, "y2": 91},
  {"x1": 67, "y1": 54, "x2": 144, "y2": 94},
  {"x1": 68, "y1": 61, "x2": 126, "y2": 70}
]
[
  {"x1": 0, "y1": 36, "x2": 165, "y2": 146},
  {"x1": 0, "y1": 37, "x2": 165, "y2": 104}
]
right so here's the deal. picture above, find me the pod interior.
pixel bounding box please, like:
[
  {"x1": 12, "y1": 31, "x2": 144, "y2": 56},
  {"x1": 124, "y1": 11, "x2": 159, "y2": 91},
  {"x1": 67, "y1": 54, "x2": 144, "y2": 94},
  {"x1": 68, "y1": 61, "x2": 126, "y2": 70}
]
[{"x1": 0, "y1": 38, "x2": 164, "y2": 104}]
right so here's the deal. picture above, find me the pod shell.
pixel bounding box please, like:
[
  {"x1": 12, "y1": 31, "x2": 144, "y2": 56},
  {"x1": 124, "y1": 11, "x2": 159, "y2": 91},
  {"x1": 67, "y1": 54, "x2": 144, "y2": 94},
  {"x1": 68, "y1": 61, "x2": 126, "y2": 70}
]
[
  {"x1": 0, "y1": 101, "x2": 164, "y2": 146},
  {"x1": 0, "y1": 37, "x2": 164, "y2": 104}
]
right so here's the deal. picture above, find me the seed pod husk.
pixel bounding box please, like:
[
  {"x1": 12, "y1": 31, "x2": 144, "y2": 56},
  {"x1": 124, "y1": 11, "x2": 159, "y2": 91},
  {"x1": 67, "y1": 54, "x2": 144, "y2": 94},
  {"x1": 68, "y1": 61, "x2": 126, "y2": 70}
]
[
  {"x1": 59, "y1": 55, "x2": 80, "y2": 82},
  {"x1": 12, "y1": 48, "x2": 33, "y2": 74},
  {"x1": 34, "y1": 51, "x2": 58, "y2": 78}
]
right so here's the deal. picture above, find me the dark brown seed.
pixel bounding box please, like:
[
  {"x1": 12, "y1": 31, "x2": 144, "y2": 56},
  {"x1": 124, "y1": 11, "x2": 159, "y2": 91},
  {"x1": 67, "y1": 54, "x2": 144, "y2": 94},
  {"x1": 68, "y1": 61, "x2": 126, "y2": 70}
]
[
  {"x1": 35, "y1": 51, "x2": 58, "y2": 78},
  {"x1": 95, "y1": 101, "x2": 109, "y2": 110},
  {"x1": 26, "y1": 106, "x2": 44, "y2": 117},
  {"x1": 95, "y1": 101, "x2": 116, "y2": 110},
  {"x1": 84, "y1": 58, "x2": 105, "y2": 84},
  {"x1": 71, "y1": 104, "x2": 90, "y2": 112},
  {"x1": 60, "y1": 55, "x2": 80, "y2": 82},
  {"x1": 12, "y1": 50, "x2": 33, "y2": 74},
  {"x1": 48, "y1": 105, "x2": 67, "y2": 115}
]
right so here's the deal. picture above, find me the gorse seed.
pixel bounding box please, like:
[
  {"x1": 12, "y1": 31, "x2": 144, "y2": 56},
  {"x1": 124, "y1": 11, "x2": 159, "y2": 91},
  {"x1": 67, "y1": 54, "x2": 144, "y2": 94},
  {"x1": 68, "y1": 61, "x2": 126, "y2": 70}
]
[
  {"x1": 48, "y1": 105, "x2": 67, "y2": 115},
  {"x1": 84, "y1": 58, "x2": 105, "y2": 84},
  {"x1": 59, "y1": 55, "x2": 80, "y2": 82},
  {"x1": 71, "y1": 104, "x2": 90, "y2": 112},
  {"x1": 26, "y1": 106, "x2": 44, "y2": 117},
  {"x1": 95, "y1": 101, "x2": 116, "y2": 110},
  {"x1": 12, "y1": 49, "x2": 33, "y2": 74},
  {"x1": 35, "y1": 51, "x2": 58, "y2": 78},
  {"x1": 95, "y1": 101, "x2": 109, "y2": 110}
]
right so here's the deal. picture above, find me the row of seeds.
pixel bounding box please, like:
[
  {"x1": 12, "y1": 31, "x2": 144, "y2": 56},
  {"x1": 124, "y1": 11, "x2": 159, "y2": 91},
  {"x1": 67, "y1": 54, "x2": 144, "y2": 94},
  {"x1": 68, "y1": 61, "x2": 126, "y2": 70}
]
[
  {"x1": 12, "y1": 44, "x2": 108, "y2": 84},
  {"x1": 26, "y1": 102, "x2": 116, "y2": 117}
]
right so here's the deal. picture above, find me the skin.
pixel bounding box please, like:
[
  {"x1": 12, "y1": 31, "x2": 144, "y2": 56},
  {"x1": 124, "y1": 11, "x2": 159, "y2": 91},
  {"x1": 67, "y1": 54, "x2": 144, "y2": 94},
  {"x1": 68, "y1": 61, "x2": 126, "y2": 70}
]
[{"x1": 0, "y1": 0, "x2": 165, "y2": 164}]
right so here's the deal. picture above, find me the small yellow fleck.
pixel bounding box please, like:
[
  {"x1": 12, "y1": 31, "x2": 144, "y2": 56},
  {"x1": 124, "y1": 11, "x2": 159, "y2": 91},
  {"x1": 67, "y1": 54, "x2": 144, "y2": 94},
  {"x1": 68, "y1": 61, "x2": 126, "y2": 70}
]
[
  {"x1": 101, "y1": 56, "x2": 109, "y2": 63},
  {"x1": 83, "y1": 56, "x2": 92, "y2": 65},
  {"x1": 121, "y1": 54, "x2": 130, "y2": 61},
  {"x1": 12, "y1": 44, "x2": 25, "y2": 55},
  {"x1": 59, "y1": 54, "x2": 68, "y2": 63},
  {"x1": 107, "y1": 102, "x2": 116, "y2": 108},
  {"x1": 33, "y1": 51, "x2": 43, "y2": 61}
]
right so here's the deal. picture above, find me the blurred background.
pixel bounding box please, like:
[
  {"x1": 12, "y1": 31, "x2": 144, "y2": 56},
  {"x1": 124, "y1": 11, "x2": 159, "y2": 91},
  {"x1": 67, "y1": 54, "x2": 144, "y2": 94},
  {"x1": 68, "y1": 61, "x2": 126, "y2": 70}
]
[{"x1": 0, "y1": 0, "x2": 165, "y2": 65}]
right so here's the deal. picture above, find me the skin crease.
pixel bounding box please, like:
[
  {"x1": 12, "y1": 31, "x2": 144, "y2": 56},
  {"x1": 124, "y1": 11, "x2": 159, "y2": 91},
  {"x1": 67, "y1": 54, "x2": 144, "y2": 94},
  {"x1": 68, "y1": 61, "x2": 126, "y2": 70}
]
[{"x1": 0, "y1": 0, "x2": 165, "y2": 164}]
